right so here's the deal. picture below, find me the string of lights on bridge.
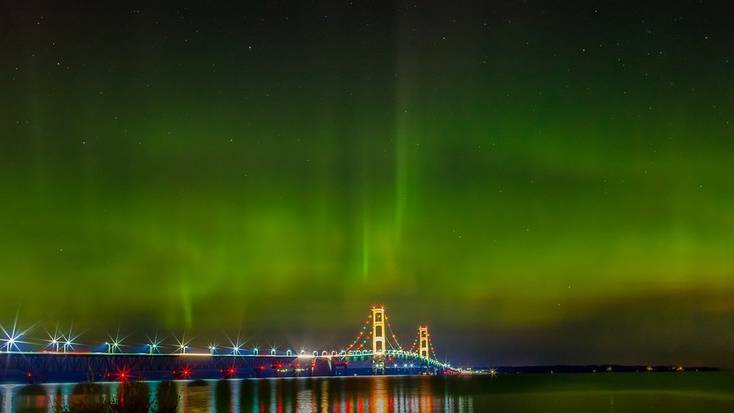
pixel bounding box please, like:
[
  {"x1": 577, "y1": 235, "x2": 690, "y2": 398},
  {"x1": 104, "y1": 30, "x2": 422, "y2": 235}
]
[{"x1": 0, "y1": 308, "x2": 452, "y2": 369}]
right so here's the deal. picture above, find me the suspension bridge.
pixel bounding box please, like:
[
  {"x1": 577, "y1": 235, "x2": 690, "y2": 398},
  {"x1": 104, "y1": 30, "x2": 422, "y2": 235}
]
[{"x1": 0, "y1": 306, "x2": 456, "y2": 383}]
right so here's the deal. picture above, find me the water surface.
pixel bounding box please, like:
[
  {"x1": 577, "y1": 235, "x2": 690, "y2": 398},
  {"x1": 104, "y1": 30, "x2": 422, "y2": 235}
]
[{"x1": 2, "y1": 373, "x2": 733, "y2": 412}]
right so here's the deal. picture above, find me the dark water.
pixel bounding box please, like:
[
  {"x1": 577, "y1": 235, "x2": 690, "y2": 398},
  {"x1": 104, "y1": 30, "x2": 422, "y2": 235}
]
[{"x1": 2, "y1": 373, "x2": 733, "y2": 412}]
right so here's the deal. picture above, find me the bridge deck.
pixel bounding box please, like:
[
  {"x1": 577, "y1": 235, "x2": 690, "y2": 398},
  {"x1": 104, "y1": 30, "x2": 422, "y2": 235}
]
[{"x1": 0, "y1": 352, "x2": 448, "y2": 383}]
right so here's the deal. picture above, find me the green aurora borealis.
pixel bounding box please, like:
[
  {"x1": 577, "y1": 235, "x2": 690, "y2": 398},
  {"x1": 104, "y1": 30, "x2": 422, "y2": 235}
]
[{"x1": 1, "y1": 1, "x2": 733, "y2": 366}]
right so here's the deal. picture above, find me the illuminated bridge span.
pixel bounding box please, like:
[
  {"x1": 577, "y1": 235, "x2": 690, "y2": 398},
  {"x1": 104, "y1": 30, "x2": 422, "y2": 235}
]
[{"x1": 0, "y1": 306, "x2": 456, "y2": 383}]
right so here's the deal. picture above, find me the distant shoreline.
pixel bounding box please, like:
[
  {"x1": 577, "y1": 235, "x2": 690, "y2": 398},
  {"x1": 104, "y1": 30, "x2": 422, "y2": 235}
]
[{"x1": 469, "y1": 365, "x2": 723, "y2": 374}]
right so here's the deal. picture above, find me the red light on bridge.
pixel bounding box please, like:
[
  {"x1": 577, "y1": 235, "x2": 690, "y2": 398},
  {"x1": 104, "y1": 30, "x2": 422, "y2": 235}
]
[
  {"x1": 172, "y1": 367, "x2": 192, "y2": 378},
  {"x1": 116, "y1": 368, "x2": 130, "y2": 381}
]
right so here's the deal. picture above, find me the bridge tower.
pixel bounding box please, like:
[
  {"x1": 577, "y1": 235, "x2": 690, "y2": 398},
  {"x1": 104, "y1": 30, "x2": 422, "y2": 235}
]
[
  {"x1": 419, "y1": 325, "x2": 429, "y2": 358},
  {"x1": 371, "y1": 306, "x2": 386, "y2": 355}
]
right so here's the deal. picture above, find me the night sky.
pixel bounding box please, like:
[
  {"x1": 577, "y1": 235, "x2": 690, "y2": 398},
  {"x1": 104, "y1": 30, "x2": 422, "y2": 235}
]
[{"x1": 1, "y1": 1, "x2": 733, "y2": 367}]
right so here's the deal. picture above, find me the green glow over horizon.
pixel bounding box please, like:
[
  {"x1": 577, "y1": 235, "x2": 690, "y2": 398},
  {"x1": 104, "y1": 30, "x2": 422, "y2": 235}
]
[{"x1": 1, "y1": 2, "x2": 733, "y2": 366}]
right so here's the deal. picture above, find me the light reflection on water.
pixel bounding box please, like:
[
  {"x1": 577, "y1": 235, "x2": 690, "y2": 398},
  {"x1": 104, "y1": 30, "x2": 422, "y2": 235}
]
[
  {"x1": 2, "y1": 374, "x2": 734, "y2": 413},
  {"x1": 1, "y1": 376, "x2": 474, "y2": 413}
]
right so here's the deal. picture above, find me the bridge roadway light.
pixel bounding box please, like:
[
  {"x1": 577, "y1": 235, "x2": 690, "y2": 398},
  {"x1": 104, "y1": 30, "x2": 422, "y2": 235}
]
[
  {"x1": 226, "y1": 335, "x2": 245, "y2": 356},
  {"x1": 174, "y1": 334, "x2": 192, "y2": 354},
  {"x1": 44, "y1": 327, "x2": 64, "y2": 353},
  {"x1": 6, "y1": 337, "x2": 16, "y2": 351},
  {"x1": 1, "y1": 319, "x2": 34, "y2": 353},
  {"x1": 61, "y1": 326, "x2": 81, "y2": 353},
  {"x1": 110, "y1": 340, "x2": 123, "y2": 353},
  {"x1": 106, "y1": 330, "x2": 126, "y2": 354},
  {"x1": 208, "y1": 344, "x2": 217, "y2": 354},
  {"x1": 146, "y1": 334, "x2": 163, "y2": 354},
  {"x1": 229, "y1": 342, "x2": 243, "y2": 355}
]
